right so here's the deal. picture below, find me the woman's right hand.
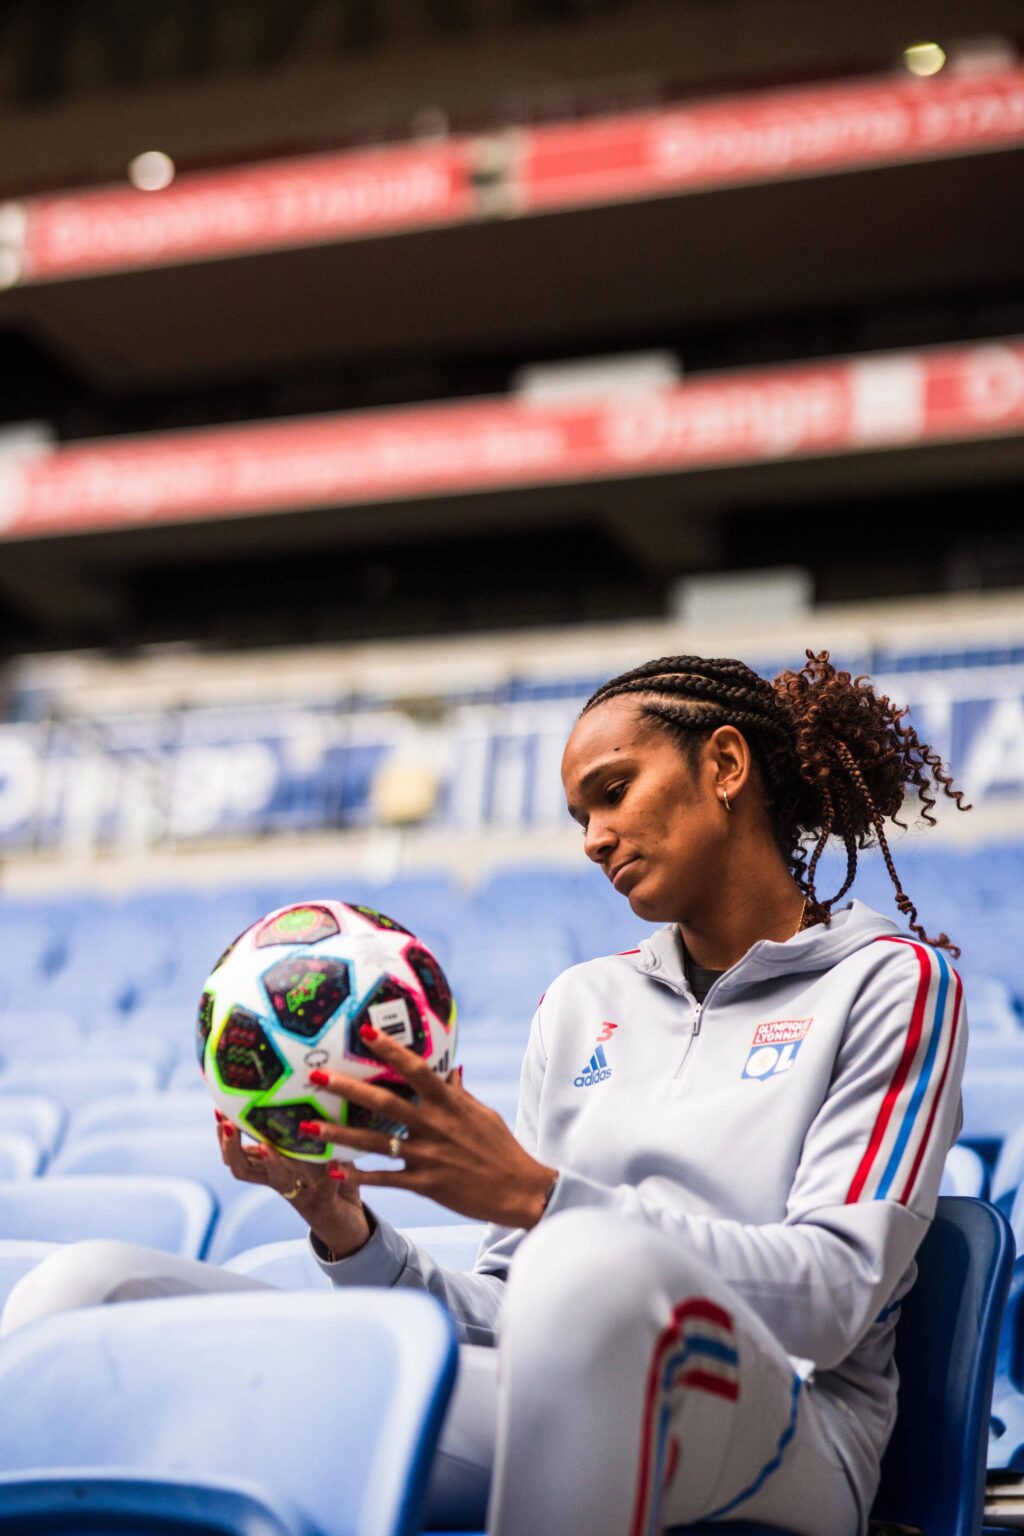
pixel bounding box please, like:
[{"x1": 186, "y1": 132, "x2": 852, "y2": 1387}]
[{"x1": 216, "y1": 1113, "x2": 372, "y2": 1259}]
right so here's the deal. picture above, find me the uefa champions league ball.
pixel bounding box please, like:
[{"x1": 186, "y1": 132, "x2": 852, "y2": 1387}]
[{"x1": 197, "y1": 900, "x2": 457, "y2": 1162}]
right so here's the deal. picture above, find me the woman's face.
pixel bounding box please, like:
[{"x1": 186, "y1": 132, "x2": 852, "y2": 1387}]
[{"x1": 561, "y1": 695, "x2": 729, "y2": 924}]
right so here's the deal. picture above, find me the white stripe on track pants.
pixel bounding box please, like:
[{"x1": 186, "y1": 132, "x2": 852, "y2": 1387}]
[{"x1": 1, "y1": 1209, "x2": 864, "y2": 1536}]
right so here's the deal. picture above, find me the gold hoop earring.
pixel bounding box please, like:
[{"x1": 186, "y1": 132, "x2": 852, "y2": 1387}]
[{"x1": 721, "y1": 790, "x2": 731, "y2": 813}]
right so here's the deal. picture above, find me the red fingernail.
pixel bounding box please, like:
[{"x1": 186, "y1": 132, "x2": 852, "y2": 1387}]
[
  {"x1": 222, "y1": 1122, "x2": 234, "y2": 1139},
  {"x1": 255, "y1": 1144, "x2": 270, "y2": 1158},
  {"x1": 214, "y1": 1109, "x2": 224, "y2": 1122},
  {"x1": 327, "y1": 1165, "x2": 347, "y2": 1181},
  {"x1": 298, "y1": 1120, "x2": 321, "y2": 1136},
  {"x1": 308, "y1": 1069, "x2": 330, "y2": 1085},
  {"x1": 359, "y1": 1024, "x2": 379, "y2": 1040}
]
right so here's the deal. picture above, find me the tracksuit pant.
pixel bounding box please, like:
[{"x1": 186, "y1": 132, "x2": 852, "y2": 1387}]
[{"x1": 1, "y1": 1206, "x2": 865, "y2": 1535}]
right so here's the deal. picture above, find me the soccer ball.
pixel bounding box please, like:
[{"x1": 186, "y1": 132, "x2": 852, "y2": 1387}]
[{"x1": 197, "y1": 900, "x2": 457, "y2": 1162}]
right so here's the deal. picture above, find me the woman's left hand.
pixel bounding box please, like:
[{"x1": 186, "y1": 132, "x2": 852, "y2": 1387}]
[{"x1": 299, "y1": 1026, "x2": 558, "y2": 1230}]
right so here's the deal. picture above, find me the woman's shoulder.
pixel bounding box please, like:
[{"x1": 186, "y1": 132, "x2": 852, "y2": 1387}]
[{"x1": 539, "y1": 943, "x2": 652, "y2": 1009}]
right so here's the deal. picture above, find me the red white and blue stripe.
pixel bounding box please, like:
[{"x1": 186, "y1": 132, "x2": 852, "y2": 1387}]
[
  {"x1": 845, "y1": 937, "x2": 963, "y2": 1206},
  {"x1": 630, "y1": 1298, "x2": 740, "y2": 1536}
]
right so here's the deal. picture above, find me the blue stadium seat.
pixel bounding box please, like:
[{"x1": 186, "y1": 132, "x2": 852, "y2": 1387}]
[
  {"x1": 0, "y1": 1288, "x2": 457, "y2": 1536},
  {"x1": 223, "y1": 1238, "x2": 330, "y2": 1289},
  {"x1": 65, "y1": 1091, "x2": 212, "y2": 1147},
  {"x1": 0, "y1": 1472, "x2": 320, "y2": 1536},
  {"x1": 0, "y1": 1030, "x2": 174, "y2": 1078},
  {"x1": 0, "y1": 1240, "x2": 62, "y2": 1310},
  {"x1": 364, "y1": 1186, "x2": 477, "y2": 1231},
  {"x1": 0, "y1": 1095, "x2": 65, "y2": 1157},
  {"x1": 960, "y1": 1070, "x2": 1024, "y2": 1141},
  {"x1": 0, "y1": 1176, "x2": 214, "y2": 1258},
  {"x1": 673, "y1": 1198, "x2": 1014, "y2": 1536},
  {"x1": 942, "y1": 1145, "x2": 989, "y2": 1199},
  {"x1": 223, "y1": 1225, "x2": 488, "y2": 1288},
  {"x1": 0, "y1": 1131, "x2": 42, "y2": 1180},
  {"x1": 207, "y1": 1181, "x2": 472, "y2": 1265},
  {"x1": 400, "y1": 1225, "x2": 488, "y2": 1274},
  {"x1": 993, "y1": 1125, "x2": 1024, "y2": 1211},
  {"x1": 989, "y1": 1254, "x2": 1024, "y2": 1473},
  {"x1": 167, "y1": 1060, "x2": 207, "y2": 1092},
  {"x1": 0, "y1": 1061, "x2": 160, "y2": 1115},
  {"x1": 206, "y1": 1186, "x2": 308, "y2": 1263},
  {"x1": 458, "y1": 1078, "x2": 518, "y2": 1127},
  {"x1": 457, "y1": 1041, "x2": 528, "y2": 1081},
  {"x1": 49, "y1": 1128, "x2": 244, "y2": 1212}
]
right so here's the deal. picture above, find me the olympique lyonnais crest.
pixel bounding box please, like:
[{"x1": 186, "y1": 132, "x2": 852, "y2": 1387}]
[{"x1": 742, "y1": 1018, "x2": 813, "y2": 1081}]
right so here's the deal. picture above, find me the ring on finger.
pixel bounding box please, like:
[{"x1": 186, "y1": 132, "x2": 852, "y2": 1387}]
[
  {"x1": 281, "y1": 1181, "x2": 305, "y2": 1200},
  {"x1": 387, "y1": 1133, "x2": 404, "y2": 1159}
]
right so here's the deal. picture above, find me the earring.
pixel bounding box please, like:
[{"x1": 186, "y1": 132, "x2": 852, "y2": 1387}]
[{"x1": 721, "y1": 790, "x2": 731, "y2": 813}]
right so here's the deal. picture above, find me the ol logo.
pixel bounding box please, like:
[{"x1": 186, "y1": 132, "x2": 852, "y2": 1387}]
[{"x1": 742, "y1": 1019, "x2": 812, "y2": 1081}]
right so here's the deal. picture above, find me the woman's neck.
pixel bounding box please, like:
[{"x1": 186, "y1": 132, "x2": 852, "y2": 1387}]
[{"x1": 678, "y1": 867, "x2": 807, "y2": 972}]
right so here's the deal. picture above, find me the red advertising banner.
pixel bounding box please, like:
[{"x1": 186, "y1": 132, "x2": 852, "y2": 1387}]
[
  {"x1": 2, "y1": 68, "x2": 1023, "y2": 282},
  {"x1": 518, "y1": 67, "x2": 1024, "y2": 210},
  {"x1": 1, "y1": 339, "x2": 1022, "y2": 541},
  {"x1": 9, "y1": 140, "x2": 473, "y2": 282}
]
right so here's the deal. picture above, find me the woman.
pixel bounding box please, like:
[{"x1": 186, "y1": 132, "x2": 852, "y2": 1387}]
[{"x1": 3, "y1": 651, "x2": 970, "y2": 1536}]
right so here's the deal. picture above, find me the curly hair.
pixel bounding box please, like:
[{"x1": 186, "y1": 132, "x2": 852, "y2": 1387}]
[{"x1": 581, "y1": 650, "x2": 971, "y2": 955}]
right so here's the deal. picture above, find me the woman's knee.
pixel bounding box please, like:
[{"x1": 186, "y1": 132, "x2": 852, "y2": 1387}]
[
  {"x1": 506, "y1": 1207, "x2": 711, "y2": 1357},
  {"x1": 1, "y1": 1240, "x2": 148, "y2": 1338}
]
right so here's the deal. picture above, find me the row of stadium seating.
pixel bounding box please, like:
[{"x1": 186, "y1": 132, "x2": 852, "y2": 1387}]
[
  {"x1": 0, "y1": 1199, "x2": 1011, "y2": 1536},
  {"x1": 0, "y1": 851, "x2": 1022, "y2": 1509},
  {"x1": 1, "y1": 844, "x2": 1023, "y2": 1025}
]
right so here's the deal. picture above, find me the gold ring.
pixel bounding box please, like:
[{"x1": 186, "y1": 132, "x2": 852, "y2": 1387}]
[
  {"x1": 387, "y1": 1134, "x2": 403, "y2": 1159},
  {"x1": 281, "y1": 1182, "x2": 305, "y2": 1200}
]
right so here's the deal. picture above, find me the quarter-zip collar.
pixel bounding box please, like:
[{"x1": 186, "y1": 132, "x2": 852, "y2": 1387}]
[{"x1": 629, "y1": 899, "x2": 902, "y2": 1002}]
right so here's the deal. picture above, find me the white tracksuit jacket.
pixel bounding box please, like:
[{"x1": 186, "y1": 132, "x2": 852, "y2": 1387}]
[{"x1": 318, "y1": 900, "x2": 967, "y2": 1512}]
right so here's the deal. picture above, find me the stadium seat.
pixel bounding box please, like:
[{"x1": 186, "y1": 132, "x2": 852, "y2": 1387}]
[
  {"x1": 426, "y1": 1199, "x2": 1015, "y2": 1536},
  {"x1": 672, "y1": 1198, "x2": 1014, "y2": 1536},
  {"x1": 0, "y1": 1176, "x2": 215, "y2": 1258},
  {"x1": 49, "y1": 1128, "x2": 244, "y2": 1211},
  {"x1": 365, "y1": 1186, "x2": 477, "y2": 1231},
  {"x1": 989, "y1": 1255, "x2": 1024, "y2": 1473},
  {"x1": 0, "y1": 1473, "x2": 321, "y2": 1536},
  {"x1": 0, "y1": 1061, "x2": 160, "y2": 1115},
  {"x1": 0, "y1": 1095, "x2": 65, "y2": 1158},
  {"x1": 223, "y1": 1238, "x2": 331, "y2": 1289},
  {"x1": 992, "y1": 1124, "x2": 1024, "y2": 1210},
  {"x1": 167, "y1": 1060, "x2": 207, "y2": 1092},
  {"x1": 0, "y1": 1288, "x2": 458, "y2": 1536},
  {"x1": 64, "y1": 1091, "x2": 213, "y2": 1147},
  {"x1": 224, "y1": 1225, "x2": 489, "y2": 1288},
  {"x1": 960, "y1": 1071, "x2": 1024, "y2": 1142},
  {"x1": 942, "y1": 1145, "x2": 989, "y2": 1200},
  {"x1": 0, "y1": 1240, "x2": 62, "y2": 1311},
  {"x1": 206, "y1": 1186, "x2": 308, "y2": 1263},
  {"x1": 207, "y1": 1182, "x2": 476, "y2": 1265},
  {"x1": 0, "y1": 1131, "x2": 43, "y2": 1180},
  {"x1": 0, "y1": 1030, "x2": 175, "y2": 1078},
  {"x1": 400, "y1": 1225, "x2": 488, "y2": 1274}
]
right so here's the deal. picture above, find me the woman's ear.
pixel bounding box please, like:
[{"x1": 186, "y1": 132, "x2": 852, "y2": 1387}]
[{"x1": 707, "y1": 725, "x2": 752, "y2": 805}]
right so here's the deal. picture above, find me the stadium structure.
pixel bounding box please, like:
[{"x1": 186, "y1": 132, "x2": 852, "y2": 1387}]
[{"x1": 0, "y1": 0, "x2": 1023, "y2": 1530}]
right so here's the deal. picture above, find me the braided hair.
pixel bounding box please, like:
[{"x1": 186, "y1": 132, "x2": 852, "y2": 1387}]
[{"x1": 581, "y1": 650, "x2": 970, "y2": 955}]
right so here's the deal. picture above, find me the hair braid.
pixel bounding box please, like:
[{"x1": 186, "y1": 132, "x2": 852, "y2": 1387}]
[{"x1": 581, "y1": 649, "x2": 970, "y2": 954}]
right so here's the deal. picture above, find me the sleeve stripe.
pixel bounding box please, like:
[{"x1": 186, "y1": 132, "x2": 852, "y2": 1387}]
[
  {"x1": 845, "y1": 937, "x2": 958, "y2": 1204},
  {"x1": 898, "y1": 959, "x2": 963, "y2": 1206},
  {"x1": 876, "y1": 945, "x2": 948, "y2": 1199}
]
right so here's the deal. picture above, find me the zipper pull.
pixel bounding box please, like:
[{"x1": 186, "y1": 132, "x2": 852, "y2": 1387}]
[{"x1": 693, "y1": 1004, "x2": 702, "y2": 1037}]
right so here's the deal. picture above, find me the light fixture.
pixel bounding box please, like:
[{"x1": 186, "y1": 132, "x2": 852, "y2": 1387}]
[
  {"x1": 903, "y1": 41, "x2": 947, "y2": 77},
  {"x1": 128, "y1": 150, "x2": 176, "y2": 192}
]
